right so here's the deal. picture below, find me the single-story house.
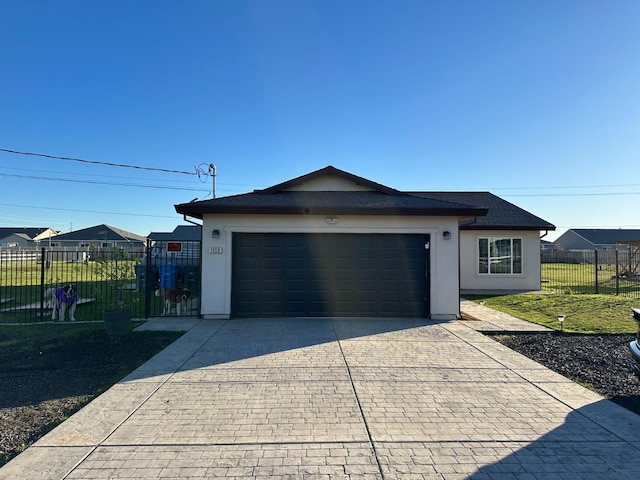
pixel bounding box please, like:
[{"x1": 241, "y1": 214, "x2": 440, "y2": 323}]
[
  {"x1": 554, "y1": 229, "x2": 640, "y2": 252},
  {"x1": 0, "y1": 227, "x2": 59, "y2": 247},
  {"x1": 176, "y1": 166, "x2": 555, "y2": 320},
  {"x1": 50, "y1": 224, "x2": 147, "y2": 251}
]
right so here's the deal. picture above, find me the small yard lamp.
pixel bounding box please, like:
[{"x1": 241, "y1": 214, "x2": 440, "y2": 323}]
[{"x1": 557, "y1": 315, "x2": 566, "y2": 332}]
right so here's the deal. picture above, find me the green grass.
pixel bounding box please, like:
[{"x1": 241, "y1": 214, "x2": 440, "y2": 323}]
[
  {"x1": 541, "y1": 262, "x2": 640, "y2": 296},
  {"x1": 465, "y1": 293, "x2": 639, "y2": 334}
]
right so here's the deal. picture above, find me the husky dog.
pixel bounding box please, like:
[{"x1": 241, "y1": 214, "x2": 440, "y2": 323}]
[
  {"x1": 44, "y1": 284, "x2": 78, "y2": 321},
  {"x1": 155, "y1": 287, "x2": 191, "y2": 316}
]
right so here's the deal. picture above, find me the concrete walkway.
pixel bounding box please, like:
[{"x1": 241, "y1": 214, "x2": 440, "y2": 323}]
[{"x1": 2, "y1": 305, "x2": 640, "y2": 479}]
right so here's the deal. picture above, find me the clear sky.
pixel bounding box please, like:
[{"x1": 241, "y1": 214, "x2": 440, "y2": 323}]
[{"x1": 1, "y1": 0, "x2": 639, "y2": 241}]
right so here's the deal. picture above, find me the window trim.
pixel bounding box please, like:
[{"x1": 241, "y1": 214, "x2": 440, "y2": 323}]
[{"x1": 477, "y1": 236, "x2": 524, "y2": 276}]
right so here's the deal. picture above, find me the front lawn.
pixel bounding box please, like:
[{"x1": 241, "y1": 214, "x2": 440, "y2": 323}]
[{"x1": 465, "y1": 293, "x2": 639, "y2": 334}]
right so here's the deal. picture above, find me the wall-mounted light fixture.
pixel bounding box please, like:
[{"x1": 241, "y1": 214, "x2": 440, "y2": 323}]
[
  {"x1": 443, "y1": 231, "x2": 451, "y2": 240},
  {"x1": 325, "y1": 217, "x2": 338, "y2": 225},
  {"x1": 212, "y1": 229, "x2": 220, "y2": 239}
]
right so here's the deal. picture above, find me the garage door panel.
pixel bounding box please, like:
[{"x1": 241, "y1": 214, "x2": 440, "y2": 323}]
[{"x1": 232, "y1": 233, "x2": 428, "y2": 318}]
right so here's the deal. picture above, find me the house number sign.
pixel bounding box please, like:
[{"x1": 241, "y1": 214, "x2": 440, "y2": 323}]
[{"x1": 209, "y1": 247, "x2": 223, "y2": 254}]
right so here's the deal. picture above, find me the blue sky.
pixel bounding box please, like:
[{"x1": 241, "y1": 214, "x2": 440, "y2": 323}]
[{"x1": 1, "y1": 0, "x2": 639, "y2": 241}]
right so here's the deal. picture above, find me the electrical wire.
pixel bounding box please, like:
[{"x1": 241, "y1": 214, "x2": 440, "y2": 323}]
[
  {"x1": 0, "y1": 202, "x2": 179, "y2": 219},
  {"x1": 0, "y1": 148, "x2": 195, "y2": 175},
  {"x1": 0, "y1": 173, "x2": 210, "y2": 192}
]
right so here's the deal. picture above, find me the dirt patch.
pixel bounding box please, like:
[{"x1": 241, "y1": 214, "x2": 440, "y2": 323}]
[{"x1": 0, "y1": 328, "x2": 182, "y2": 467}]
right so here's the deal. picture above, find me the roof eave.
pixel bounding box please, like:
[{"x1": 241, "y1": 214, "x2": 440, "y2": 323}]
[{"x1": 176, "y1": 205, "x2": 488, "y2": 218}]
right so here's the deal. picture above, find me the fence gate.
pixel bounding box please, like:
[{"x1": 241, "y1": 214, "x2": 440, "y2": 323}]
[
  {"x1": 140, "y1": 239, "x2": 202, "y2": 318},
  {"x1": 0, "y1": 241, "x2": 201, "y2": 324}
]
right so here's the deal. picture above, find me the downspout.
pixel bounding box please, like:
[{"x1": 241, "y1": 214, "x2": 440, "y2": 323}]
[{"x1": 182, "y1": 214, "x2": 202, "y2": 227}]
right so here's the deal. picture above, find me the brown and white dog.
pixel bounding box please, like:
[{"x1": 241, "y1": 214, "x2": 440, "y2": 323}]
[
  {"x1": 44, "y1": 284, "x2": 78, "y2": 322},
  {"x1": 155, "y1": 287, "x2": 191, "y2": 316}
]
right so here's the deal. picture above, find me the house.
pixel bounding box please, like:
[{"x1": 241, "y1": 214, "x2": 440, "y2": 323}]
[
  {"x1": 50, "y1": 224, "x2": 147, "y2": 251},
  {"x1": 0, "y1": 227, "x2": 59, "y2": 248},
  {"x1": 553, "y1": 229, "x2": 640, "y2": 251},
  {"x1": 175, "y1": 166, "x2": 555, "y2": 320}
]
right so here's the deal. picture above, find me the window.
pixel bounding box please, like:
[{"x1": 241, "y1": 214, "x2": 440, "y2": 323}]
[{"x1": 478, "y1": 237, "x2": 522, "y2": 275}]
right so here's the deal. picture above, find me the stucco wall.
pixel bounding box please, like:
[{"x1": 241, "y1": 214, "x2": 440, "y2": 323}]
[
  {"x1": 200, "y1": 214, "x2": 461, "y2": 320},
  {"x1": 459, "y1": 230, "x2": 542, "y2": 292}
]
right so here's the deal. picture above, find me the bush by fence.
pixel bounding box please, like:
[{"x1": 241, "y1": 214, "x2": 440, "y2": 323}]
[{"x1": 541, "y1": 249, "x2": 640, "y2": 298}]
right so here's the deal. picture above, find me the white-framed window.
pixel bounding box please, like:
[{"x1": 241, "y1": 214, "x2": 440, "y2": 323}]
[{"x1": 478, "y1": 237, "x2": 523, "y2": 275}]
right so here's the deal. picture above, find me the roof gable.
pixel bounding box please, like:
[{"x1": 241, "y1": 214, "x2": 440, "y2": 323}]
[
  {"x1": 52, "y1": 224, "x2": 146, "y2": 242},
  {"x1": 259, "y1": 166, "x2": 400, "y2": 194}
]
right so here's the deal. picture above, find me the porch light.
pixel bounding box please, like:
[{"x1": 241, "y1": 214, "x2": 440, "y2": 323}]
[
  {"x1": 212, "y1": 229, "x2": 220, "y2": 239},
  {"x1": 443, "y1": 231, "x2": 451, "y2": 240}
]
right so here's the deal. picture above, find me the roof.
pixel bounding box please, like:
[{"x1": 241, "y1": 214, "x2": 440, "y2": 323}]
[
  {"x1": 568, "y1": 229, "x2": 640, "y2": 245},
  {"x1": 0, "y1": 227, "x2": 55, "y2": 241},
  {"x1": 52, "y1": 224, "x2": 147, "y2": 242},
  {"x1": 148, "y1": 225, "x2": 202, "y2": 241},
  {"x1": 175, "y1": 166, "x2": 555, "y2": 231},
  {"x1": 176, "y1": 166, "x2": 488, "y2": 219},
  {"x1": 410, "y1": 192, "x2": 556, "y2": 231}
]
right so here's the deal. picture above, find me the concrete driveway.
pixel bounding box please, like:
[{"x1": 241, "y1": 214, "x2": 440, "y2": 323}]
[{"x1": 3, "y1": 314, "x2": 640, "y2": 479}]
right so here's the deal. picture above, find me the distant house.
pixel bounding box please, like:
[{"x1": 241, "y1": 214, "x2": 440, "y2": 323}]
[
  {"x1": 50, "y1": 224, "x2": 147, "y2": 251},
  {"x1": 0, "y1": 227, "x2": 59, "y2": 248},
  {"x1": 147, "y1": 225, "x2": 202, "y2": 243},
  {"x1": 554, "y1": 229, "x2": 640, "y2": 251},
  {"x1": 540, "y1": 239, "x2": 556, "y2": 251}
]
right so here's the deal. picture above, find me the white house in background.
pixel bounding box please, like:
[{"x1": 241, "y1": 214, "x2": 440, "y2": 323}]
[
  {"x1": 176, "y1": 166, "x2": 555, "y2": 320},
  {"x1": 0, "y1": 227, "x2": 60, "y2": 248}
]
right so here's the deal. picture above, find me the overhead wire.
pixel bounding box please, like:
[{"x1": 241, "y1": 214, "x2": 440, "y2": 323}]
[{"x1": 0, "y1": 148, "x2": 195, "y2": 175}]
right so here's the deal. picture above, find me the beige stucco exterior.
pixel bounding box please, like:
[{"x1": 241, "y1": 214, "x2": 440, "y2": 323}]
[
  {"x1": 200, "y1": 213, "x2": 462, "y2": 320},
  {"x1": 459, "y1": 230, "x2": 542, "y2": 293}
]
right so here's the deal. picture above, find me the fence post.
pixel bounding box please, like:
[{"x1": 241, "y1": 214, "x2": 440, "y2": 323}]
[
  {"x1": 594, "y1": 249, "x2": 599, "y2": 294},
  {"x1": 615, "y1": 249, "x2": 619, "y2": 295},
  {"x1": 40, "y1": 247, "x2": 46, "y2": 318}
]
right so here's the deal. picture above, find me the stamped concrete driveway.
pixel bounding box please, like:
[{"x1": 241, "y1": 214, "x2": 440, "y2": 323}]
[{"x1": 3, "y1": 317, "x2": 640, "y2": 479}]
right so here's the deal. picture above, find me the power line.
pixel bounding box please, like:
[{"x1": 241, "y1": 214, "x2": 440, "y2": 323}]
[
  {"x1": 0, "y1": 172, "x2": 210, "y2": 192},
  {"x1": 0, "y1": 148, "x2": 195, "y2": 175},
  {"x1": 0, "y1": 202, "x2": 179, "y2": 219},
  {"x1": 504, "y1": 192, "x2": 640, "y2": 197}
]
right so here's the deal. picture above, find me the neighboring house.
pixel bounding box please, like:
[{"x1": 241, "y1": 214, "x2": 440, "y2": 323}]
[
  {"x1": 147, "y1": 225, "x2": 202, "y2": 243},
  {"x1": 0, "y1": 227, "x2": 59, "y2": 247},
  {"x1": 50, "y1": 224, "x2": 147, "y2": 251},
  {"x1": 554, "y1": 229, "x2": 640, "y2": 251},
  {"x1": 176, "y1": 166, "x2": 555, "y2": 320},
  {"x1": 540, "y1": 239, "x2": 556, "y2": 251},
  {"x1": 146, "y1": 225, "x2": 202, "y2": 265}
]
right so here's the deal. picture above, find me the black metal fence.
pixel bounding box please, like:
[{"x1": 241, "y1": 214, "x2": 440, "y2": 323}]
[
  {"x1": 0, "y1": 240, "x2": 201, "y2": 324},
  {"x1": 541, "y1": 249, "x2": 640, "y2": 298}
]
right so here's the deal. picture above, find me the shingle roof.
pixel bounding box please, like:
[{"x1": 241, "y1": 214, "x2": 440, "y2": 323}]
[
  {"x1": 410, "y1": 192, "x2": 556, "y2": 231},
  {"x1": 52, "y1": 224, "x2": 147, "y2": 242},
  {"x1": 176, "y1": 191, "x2": 487, "y2": 218},
  {"x1": 175, "y1": 166, "x2": 555, "y2": 231},
  {"x1": 0, "y1": 227, "x2": 53, "y2": 241},
  {"x1": 571, "y1": 229, "x2": 640, "y2": 245},
  {"x1": 148, "y1": 225, "x2": 202, "y2": 241}
]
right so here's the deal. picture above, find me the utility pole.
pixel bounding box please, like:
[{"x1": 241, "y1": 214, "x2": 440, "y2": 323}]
[{"x1": 210, "y1": 164, "x2": 216, "y2": 199}]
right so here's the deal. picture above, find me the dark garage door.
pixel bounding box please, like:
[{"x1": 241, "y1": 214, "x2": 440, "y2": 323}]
[{"x1": 231, "y1": 233, "x2": 429, "y2": 318}]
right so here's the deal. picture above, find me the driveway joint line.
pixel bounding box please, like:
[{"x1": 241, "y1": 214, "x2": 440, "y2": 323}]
[{"x1": 331, "y1": 318, "x2": 386, "y2": 480}]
